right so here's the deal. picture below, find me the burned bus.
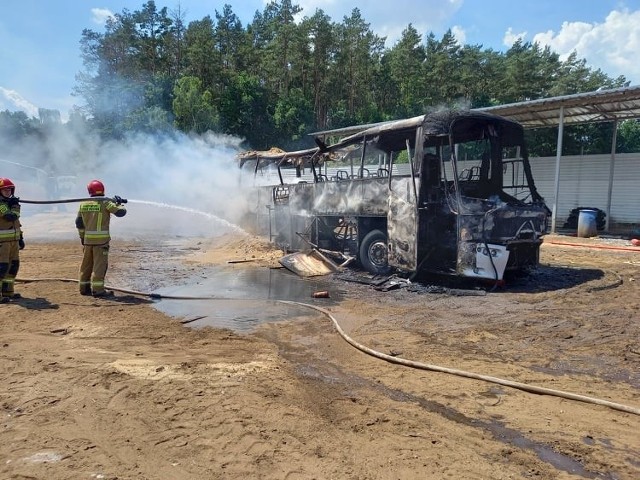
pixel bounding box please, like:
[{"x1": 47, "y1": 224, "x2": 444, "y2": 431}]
[{"x1": 239, "y1": 110, "x2": 550, "y2": 282}]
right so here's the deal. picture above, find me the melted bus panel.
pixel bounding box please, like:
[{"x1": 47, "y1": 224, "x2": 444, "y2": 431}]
[{"x1": 239, "y1": 110, "x2": 550, "y2": 282}]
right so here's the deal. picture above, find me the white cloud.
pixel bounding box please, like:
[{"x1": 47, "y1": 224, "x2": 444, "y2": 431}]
[
  {"x1": 91, "y1": 8, "x2": 115, "y2": 26},
  {"x1": 451, "y1": 25, "x2": 466, "y2": 45},
  {"x1": 503, "y1": 27, "x2": 527, "y2": 47},
  {"x1": 532, "y1": 8, "x2": 640, "y2": 83},
  {"x1": 0, "y1": 87, "x2": 39, "y2": 118}
]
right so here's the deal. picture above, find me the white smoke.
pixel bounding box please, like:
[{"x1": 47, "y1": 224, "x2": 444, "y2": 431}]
[{"x1": 4, "y1": 125, "x2": 257, "y2": 241}]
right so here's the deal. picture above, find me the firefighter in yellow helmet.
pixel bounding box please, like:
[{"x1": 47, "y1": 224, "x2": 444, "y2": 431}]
[
  {"x1": 0, "y1": 178, "x2": 24, "y2": 303},
  {"x1": 76, "y1": 180, "x2": 127, "y2": 297}
]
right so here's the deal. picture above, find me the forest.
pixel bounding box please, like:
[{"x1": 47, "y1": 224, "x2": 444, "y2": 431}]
[{"x1": 1, "y1": 0, "x2": 640, "y2": 157}]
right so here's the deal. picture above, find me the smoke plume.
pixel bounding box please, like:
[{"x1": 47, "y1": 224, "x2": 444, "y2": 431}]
[{"x1": 1, "y1": 124, "x2": 254, "y2": 241}]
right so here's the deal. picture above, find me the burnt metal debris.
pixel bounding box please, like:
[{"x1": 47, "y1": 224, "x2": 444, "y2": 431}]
[{"x1": 238, "y1": 109, "x2": 551, "y2": 283}]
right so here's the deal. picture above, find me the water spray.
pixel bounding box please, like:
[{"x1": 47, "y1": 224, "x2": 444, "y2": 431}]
[
  {"x1": 128, "y1": 199, "x2": 247, "y2": 235},
  {"x1": 19, "y1": 195, "x2": 249, "y2": 236}
]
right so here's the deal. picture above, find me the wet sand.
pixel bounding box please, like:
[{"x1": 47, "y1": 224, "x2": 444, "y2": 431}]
[{"x1": 1, "y1": 233, "x2": 639, "y2": 479}]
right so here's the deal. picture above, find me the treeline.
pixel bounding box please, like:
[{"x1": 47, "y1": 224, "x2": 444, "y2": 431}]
[{"x1": 3, "y1": 0, "x2": 640, "y2": 156}]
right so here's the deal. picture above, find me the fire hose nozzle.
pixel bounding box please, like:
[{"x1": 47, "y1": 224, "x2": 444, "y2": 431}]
[{"x1": 112, "y1": 195, "x2": 128, "y2": 205}]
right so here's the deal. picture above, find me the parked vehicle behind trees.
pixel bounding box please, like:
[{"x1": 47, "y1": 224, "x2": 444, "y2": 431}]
[{"x1": 238, "y1": 110, "x2": 551, "y2": 282}]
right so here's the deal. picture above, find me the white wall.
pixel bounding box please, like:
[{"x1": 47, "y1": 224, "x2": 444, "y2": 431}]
[{"x1": 529, "y1": 153, "x2": 640, "y2": 229}]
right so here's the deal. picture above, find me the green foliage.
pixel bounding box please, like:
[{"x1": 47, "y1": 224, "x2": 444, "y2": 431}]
[
  {"x1": 273, "y1": 88, "x2": 313, "y2": 146},
  {"x1": 173, "y1": 76, "x2": 219, "y2": 133},
  {"x1": 500, "y1": 40, "x2": 560, "y2": 102},
  {"x1": 0, "y1": 110, "x2": 39, "y2": 138},
  {"x1": 330, "y1": 8, "x2": 385, "y2": 126},
  {"x1": 384, "y1": 24, "x2": 425, "y2": 117},
  {"x1": 220, "y1": 72, "x2": 273, "y2": 148},
  {"x1": 124, "y1": 105, "x2": 173, "y2": 133},
  {"x1": 524, "y1": 129, "x2": 558, "y2": 157},
  {"x1": 1, "y1": 0, "x2": 637, "y2": 155},
  {"x1": 526, "y1": 122, "x2": 627, "y2": 157},
  {"x1": 184, "y1": 16, "x2": 219, "y2": 91},
  {"x1": 617, "y1": 119, "x2": 640, "y2": 153},
  {"x1": 75, "y1": 1, "x2": 180, "y2": 137},
  {"x1": 394, "y1": 149, "x2": 410, "y2": 164}
]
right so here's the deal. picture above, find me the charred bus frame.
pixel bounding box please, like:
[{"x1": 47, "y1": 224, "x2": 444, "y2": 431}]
[{"x1": 239, "y1": 110, "x2": 550, "y2": 282}]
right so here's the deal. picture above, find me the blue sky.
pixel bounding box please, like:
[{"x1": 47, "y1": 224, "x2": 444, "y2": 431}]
[{"x1": 1, "y1": 0, "x2": 639, "y2": 121}]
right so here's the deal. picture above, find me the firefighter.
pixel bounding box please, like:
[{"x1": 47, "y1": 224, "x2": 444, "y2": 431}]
[
  {"x1": 0, "y1": 178, "x2": 24, "y2": 303},
  {"x1": 76, "y1": 179, "x2": 127, "y2": 297}
]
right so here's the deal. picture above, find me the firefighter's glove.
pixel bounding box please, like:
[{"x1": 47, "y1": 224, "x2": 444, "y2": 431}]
[
  {"x1": 7, "y1": 197, "x2": 19, "y2": 208},
  {"x1": 18, "y1": 235, "x2": 25, "y2": 250}
]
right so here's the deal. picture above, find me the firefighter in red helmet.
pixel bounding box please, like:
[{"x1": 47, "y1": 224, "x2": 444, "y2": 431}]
[
  {"x1": 75, "y1": 179, "x2": 127, "y2": 297},
  {"x1": 0, "y1": 178, "x2": 24, "y2": 303}
]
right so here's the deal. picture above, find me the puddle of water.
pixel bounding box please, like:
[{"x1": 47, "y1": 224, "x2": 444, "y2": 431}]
[
  {"x1": 531, "y1": 362, "x2": 640, "y2": 389},
  {"x1": 374, "y1": 383, "x2": 613, "y2": 479},
  {"x1": 490, "y1": 420, "x2": 611, "y2": 479},
  {"x1": 152, "y1": 266, "x2": 341, "y2": 332}
]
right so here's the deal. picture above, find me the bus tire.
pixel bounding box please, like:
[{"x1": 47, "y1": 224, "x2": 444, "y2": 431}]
[{"x1": 359, "y1": 229, "x2": 390, "y2": 275}]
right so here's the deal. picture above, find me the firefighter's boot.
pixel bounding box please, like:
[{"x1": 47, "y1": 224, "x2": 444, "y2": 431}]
[
  {"x1": 93, "y1": 290, "x2": 115, "y2": 298},
  {"x1": 1, "y1": 280, "x2": 18, "y2": 299}
]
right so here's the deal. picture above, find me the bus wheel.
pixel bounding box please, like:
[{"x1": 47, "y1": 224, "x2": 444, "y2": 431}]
[{"x1": 359, "y1": 229, "x2": 390, "y2": 275}]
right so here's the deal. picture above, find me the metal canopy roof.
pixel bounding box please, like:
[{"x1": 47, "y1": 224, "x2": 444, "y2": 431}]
[
  {"x1": 476, "y1": 85, "x2": 640, "y2": 234},
  {"x1": 310, "y1": 86, "x2": 640, "y2": 139},
  {"x1": 478, "y1": 85, "x2": 640, "y2": 128}
]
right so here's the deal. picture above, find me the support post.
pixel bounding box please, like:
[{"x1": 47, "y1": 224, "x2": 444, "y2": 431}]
[
  {"x1": 551, "y1": 106, "x2": 565, "y2": 233},
  {"x1": 605, "y1": 120, "x2": 618, "y2": 232}
]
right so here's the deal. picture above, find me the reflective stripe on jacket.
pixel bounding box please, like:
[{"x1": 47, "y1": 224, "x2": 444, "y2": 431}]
[
  {"x1": 76, "y1": 199, "x2": 125, "y2": 245},
  {"x1": 0, "y1": 201, "x2": 21, "y2": 242}
]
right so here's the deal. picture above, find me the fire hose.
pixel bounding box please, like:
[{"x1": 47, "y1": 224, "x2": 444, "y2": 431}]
[
  {"x1": 20, "y1": 197, "x2": 128, "y2": 205},
  {"x1": 14, "y1": 276, "x2": 640, "y2": 417}
]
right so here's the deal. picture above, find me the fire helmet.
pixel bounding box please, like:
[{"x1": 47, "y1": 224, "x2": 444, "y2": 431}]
[
  {"x1": 0, "y1": 178, "x2": 15, "y2": 196},
  {"x1": 87, "y1": 179, "x2": 105, "y2": 196}
]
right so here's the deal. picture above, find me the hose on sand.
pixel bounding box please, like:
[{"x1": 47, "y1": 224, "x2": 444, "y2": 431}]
[{"x1": 16, "y1": 276, "x2": 640, "y2": 417}]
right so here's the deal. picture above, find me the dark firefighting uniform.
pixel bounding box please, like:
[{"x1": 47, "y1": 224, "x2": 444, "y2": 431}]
[
  {"x1": 0, "y1": 197, "x2": 22, "y2": 300},
  {"x1": 75, "y1": 196, "x2": 126, "y2": 296}
]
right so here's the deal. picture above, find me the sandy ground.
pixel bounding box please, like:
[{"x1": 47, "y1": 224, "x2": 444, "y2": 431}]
[{"x1": 1, "y1": 230, "x2": 639, "y2": 480}]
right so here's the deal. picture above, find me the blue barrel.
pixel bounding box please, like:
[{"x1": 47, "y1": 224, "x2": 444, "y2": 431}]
[{"x1": 577, "y1": 209, "x2": 598, "y2": 237}]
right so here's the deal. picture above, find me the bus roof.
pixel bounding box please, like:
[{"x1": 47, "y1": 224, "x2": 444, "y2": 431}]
[{"x1": 237, "y1": 110, "x2": 524, "y2": 169}]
